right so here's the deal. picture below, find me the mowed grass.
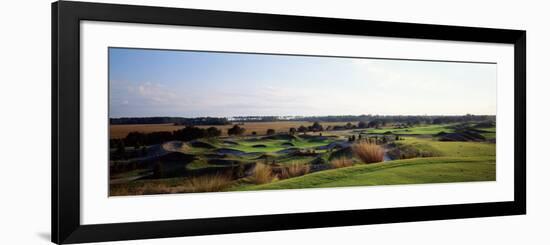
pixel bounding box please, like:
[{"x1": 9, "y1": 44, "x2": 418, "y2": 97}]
[
  {"x1": 478, "y1": 126, "x2": 496, "y2": 139},
  {"x1": 236, "y1": 156, "x2": 495, "y2": 191},
  {"x1": 366, "y1": 124, "x2": 456, "y2": 135},
  {"x1": 226, "y1": 138, "x2": 334, "y2": 153},
  {"x1": 110, "y1": 121, "x2": 358, "y2": 139},
  {"x1": 396, "y1": 137, "x2": 495, "y2": 157}
]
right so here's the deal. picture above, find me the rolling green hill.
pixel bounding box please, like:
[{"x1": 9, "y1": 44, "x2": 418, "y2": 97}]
[
  {"x1": 235, "y1": 156, "x2": 495, "y2": 191},
  {"x1": 234, "y1": 136, "x2": 496, "y2": 191}
]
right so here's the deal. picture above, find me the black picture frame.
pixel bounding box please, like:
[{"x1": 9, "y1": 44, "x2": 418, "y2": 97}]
[{"x1": 52, "y1": 1, "x2": 526, "y2": 244}]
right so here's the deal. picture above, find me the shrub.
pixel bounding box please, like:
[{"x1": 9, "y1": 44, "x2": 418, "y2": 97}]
[
  {"x1": 386, "y1": 143, "x2": 439, "y2": 160},
  {"x1": 330, "y1": 157, "x2": 353, "y2": 169},
  {"x1": 251, "y1": 163, "x2": 274, "y2": 184},
  {"x1": 352, "y1": 142, "x2": 384, "y2": 164}
]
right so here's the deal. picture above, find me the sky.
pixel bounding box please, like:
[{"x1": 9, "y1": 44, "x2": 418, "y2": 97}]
[{"x1": 109, "y1": 47, "x2": 497, "y2": 118}]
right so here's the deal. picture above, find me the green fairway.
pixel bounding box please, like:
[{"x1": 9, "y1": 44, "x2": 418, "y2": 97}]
[
  {"x1": 395, "y1": 137, "x2": 496, "y2": 157},
  {"x1": 478, "y1": 126, "x2": 496, "y2": 140},
  {"x1": 225, "y1": 138, "x2": 335, "y2": 153},
  {"x1": 235, "y1": 156, "x2": 495, "y2": 191}
]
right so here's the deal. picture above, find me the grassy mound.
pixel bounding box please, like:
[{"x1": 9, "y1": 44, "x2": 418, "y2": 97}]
[
  {"x1": 261, "y1": 134, "x2": 299, "y2": 141},
  {"x1": 235, "y1": 156, "x2": 495, "y2": 191},
  {"x1": 190, "y1": 140, "x2": 216, "y2": 148},
  {"x1": 393, "y1": 137, "x2": 495, "y2": 157}
]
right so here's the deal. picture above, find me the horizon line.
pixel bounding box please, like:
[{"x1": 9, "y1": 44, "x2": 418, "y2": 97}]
[{"x1": 109, "y1": 114, "x2": 497, "y2": 119}]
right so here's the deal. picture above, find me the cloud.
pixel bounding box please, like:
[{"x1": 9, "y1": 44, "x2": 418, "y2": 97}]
[{"x1": 131, "y1": 82, "x2": 178, "y2": 105}]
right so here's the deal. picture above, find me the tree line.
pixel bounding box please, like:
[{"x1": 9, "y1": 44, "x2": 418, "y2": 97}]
[
  {"x1": 111, "y1": 126, "x2": 223, "y2": 148},
  {"x1": 228, "y1": 115, "x2": 495, "y2": 125},
  {"x1": 110, "y1": 117, "x2": 230, "y2": 125}
]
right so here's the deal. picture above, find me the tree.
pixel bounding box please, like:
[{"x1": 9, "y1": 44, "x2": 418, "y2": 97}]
[
  {"x1": 358, "y1": 121, "x2": 367, "y2": 128},
  {"x1": 298, "y1": 125, "x2": 308, "y2": 134},
  {"x1": 266, "y1": 129, "x2": 276, "y2": 135},
  {"x1": 289, "y1": 127, "x2": 297, "y2": 135},
  {"x1": 173, "y1": 126, "x2": 206, "y2": 141},
  {"x1": 228, "y1": 125, "x2": 246, "y2": 136},
  {"x1": 125, "y1": 131, "x2": 146, "y2": 146},
  {"x1": 205, "y1": 127, "x2": 222, "y2": 138},
  {"x1": 345, "y1": 122, "x2": 353, "y2": 129},
  {"x1": 115, "y1": 140, "x2": 126, "y2": 157},
  {"x1": 311, "y1": 121, "x2": 323, "y2": 132},
  {"x1": 367, "y1": 120, "x2": 380, "y2": 128}
]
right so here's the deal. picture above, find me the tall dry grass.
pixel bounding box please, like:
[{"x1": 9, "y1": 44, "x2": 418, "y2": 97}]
[
  {"x1": 183, "y1": 173, "x2": 233, "y2": 193},
  {"x1": 352, "y1": 142, "x2": 384, "y2": 164},
  {"x1": 330, "y1": 157, "x2": 353, "y2": 169},
  {"x1": 109, "y1": 173, "x2": 233, "y2": 196},
  {"x1": 279, "y1": 162, "x2": 310, "y2": 179},
  {"x1": 251, "y1": 163, "x2": 274, "y2": 184}
]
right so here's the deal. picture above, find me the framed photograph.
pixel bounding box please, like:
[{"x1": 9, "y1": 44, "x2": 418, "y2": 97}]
[{"x1": 52, "y1": 1, "x2": 526, "y2": 244}]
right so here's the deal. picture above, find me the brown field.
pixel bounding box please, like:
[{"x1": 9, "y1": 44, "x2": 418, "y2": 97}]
[{"x1": 110, "y1": 121, "x2": 359, "y2": 139}]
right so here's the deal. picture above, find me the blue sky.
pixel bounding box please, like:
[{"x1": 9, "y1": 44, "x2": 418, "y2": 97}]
[{"x1": 109, "y1": 48, "x2": 496, "y2": 118}]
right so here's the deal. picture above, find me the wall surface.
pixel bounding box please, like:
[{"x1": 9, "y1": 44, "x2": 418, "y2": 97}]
[{"x1": 0, "y1": 0, "x2": 547, "y2": 244}]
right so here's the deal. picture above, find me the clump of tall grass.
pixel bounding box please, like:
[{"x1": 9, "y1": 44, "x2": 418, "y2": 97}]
[
  {"x1": 352, "y1": 142, "x2": 384, "y2": 164},
  {"x1": 330, "y1": 157, "x2": 353, "y2": 169},
  {"x1": 109, "y1": 173, "x2": 233, "y2": 196},
  {"x1": 183, "y1": 173, "x2": 233, "y2": 193},
  {"x1": 251, "y1": 163, "x2": 274, "y2": 184},
  {"x1": 279, "y1": 162, "x2": 310, "y2": 179},
  {"x1": 110, "y1": 182, "x2": 173, "y2": 196}
]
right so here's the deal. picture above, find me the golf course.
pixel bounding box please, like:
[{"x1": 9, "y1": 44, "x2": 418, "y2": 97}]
[{"x1": 109, "y1": 119, "x2": 496, "y2": 196}]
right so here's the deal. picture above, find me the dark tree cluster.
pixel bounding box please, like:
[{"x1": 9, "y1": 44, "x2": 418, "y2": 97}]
[
  {"x1": 298, "y1": 125, "x2": 308, "y2": 134},
  {"x1": 332, "y1": 122, "x2": 357, "y2": 130},
  {"x1": 296, "y1": 114, "x2": 494, "y2": 125},
  {"x1": 230, "y1": 116, "x2": 279, "y2": 122},
  {"x1": 289, "y1": 127, "x2": 297, "y2": 135},
  {"x1": 308, "y1": 122, "x2": 324, "y2": 132},
  {"x1": 227, "y1": 125, "x2": 246, "y2": 136},
  {"x1": 111, "y1": 126, "x2": 222, "y2": 148}
]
